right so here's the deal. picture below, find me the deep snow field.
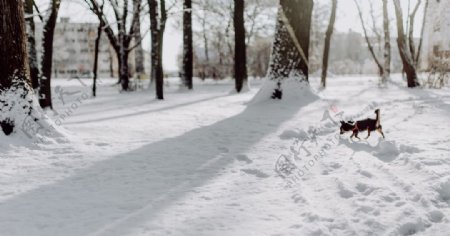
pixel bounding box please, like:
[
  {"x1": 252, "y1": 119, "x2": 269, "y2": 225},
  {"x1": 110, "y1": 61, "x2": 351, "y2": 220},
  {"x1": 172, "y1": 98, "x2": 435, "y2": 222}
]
[{"x1": 0, "y1": 75, "x2": 449, "y2": 236}]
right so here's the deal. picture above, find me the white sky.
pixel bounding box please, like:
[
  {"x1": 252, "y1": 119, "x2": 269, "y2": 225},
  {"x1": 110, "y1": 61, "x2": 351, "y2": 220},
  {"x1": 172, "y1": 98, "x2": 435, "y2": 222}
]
[{"x1": 38, "y1": 0, "x2": 426, "y2": 72}]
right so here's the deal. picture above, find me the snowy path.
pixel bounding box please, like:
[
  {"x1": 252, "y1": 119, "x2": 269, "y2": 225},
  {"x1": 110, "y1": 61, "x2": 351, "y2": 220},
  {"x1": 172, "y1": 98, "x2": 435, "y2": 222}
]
[{"x1": 0, "y1": 76, "x2": 449, "y2": 235}]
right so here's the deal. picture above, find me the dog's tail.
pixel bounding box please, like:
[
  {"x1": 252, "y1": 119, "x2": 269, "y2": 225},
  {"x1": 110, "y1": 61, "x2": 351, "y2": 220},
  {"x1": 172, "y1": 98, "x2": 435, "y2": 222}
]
[{"x1": 375, "y1": 109, "x2": 381, "y2": 127}]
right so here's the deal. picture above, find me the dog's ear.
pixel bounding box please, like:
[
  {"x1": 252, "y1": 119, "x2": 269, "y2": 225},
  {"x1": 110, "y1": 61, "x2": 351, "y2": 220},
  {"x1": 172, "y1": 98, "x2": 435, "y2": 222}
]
[
  {"x1": 340, "y1": 120, "x2": 344, "y2": 124},
  {"x1": 347, "y1": 120, "x2": 354, "y2": 124}
]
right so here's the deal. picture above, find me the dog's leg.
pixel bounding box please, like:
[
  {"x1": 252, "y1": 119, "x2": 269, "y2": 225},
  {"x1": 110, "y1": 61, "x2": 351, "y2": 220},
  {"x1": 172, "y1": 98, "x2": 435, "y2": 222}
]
[
  {"x1": 365, "y1": 130, "x2": 371, "y2": 139},
  {"x1": 377, "y1": 127, "x2": 385, "y2": 139},
  {"x1": 354, "y1": 131, "x2": 361, "y2": 140}
]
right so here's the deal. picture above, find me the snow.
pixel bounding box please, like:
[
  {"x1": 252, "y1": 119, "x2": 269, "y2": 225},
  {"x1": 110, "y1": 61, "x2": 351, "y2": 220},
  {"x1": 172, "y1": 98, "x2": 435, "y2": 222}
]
[{"x1": 0, "y1": 75, "x2": 450, "y2": 235}]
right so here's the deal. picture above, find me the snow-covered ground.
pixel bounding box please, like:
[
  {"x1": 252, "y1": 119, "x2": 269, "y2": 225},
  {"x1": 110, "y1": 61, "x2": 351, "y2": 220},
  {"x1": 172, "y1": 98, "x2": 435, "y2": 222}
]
[{"x1": 0, "y1": 75, "x2": 449, "y2": 236}]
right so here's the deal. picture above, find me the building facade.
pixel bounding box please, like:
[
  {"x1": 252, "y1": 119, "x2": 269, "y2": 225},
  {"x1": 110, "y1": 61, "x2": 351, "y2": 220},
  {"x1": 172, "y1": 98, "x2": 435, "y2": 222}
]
[{"x1": 35, "y1": 17, "x2": 147, "y2": 78}]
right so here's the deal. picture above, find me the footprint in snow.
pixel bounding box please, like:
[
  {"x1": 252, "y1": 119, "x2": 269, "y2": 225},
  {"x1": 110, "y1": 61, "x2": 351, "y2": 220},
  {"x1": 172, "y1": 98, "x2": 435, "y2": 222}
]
[
  {"x1": 235, "y1": 154, "x2": 252, "y2": 164},
  {"x1": 218, "y1": 147, "x2": 229, "y2": 153},
  {"x1": 241, "y1": 169, "x2": 270, "y2": 178}
]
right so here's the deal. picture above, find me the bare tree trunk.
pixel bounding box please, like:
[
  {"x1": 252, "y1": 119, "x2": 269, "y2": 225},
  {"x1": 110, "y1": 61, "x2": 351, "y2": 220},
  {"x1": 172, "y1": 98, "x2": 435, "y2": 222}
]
[
  {"x1": 320, "y1": 0, "x2": 337, "y2": 88},
  {"x1": 182, "y1": 0, "x2": 193, "y2": 89},
  {"x1": 39, "y1": 0, "x2": 61, "y2": 109},
  {"x1": 268, "y1": 0, "x2": 313, "y2": 82},
  {"x1": 93, "y1": 21, "x2": 103, "y2": 97},
  {"x1": 415, "y1": 0, "x2": 428, "y2": 67},
  {"x1": 382, "y1": 0, "x2": 391, "y2": 83},
  {"x1": 234, "y1": 0, "x2": 247, "y2": 92},
  {"x1": 0, "y1": 0, "x2": 32, "y2": 135},
  {"x1": 393, "y1": 0, "x2": 419, "y2": 87},
  {"x1": 408, "y1": 0, "x2": 421, "y2": 64},
  {"x1": 134, "y1": 0, "x2": 145, "y2": 74},
  {"x1": 354, "y1": 0, "x2": 383, "y2": 77},
  {"x1": 149, "y1": 0, "x2": 166, "y2": 99},
  {"x1": 24, "y1": 0, "x2": 40, "y2": 89}
]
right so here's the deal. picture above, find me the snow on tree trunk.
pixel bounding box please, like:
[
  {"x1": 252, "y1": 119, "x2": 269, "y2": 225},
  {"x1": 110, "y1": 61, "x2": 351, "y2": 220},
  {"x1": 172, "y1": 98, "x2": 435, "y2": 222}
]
[
  {"x1": 234, "y1": 0, "x2": 248, "y2": 93},
  {"x1": 0, "y1": 0, "x2": 65, "y2": 141},
  {"x1": 252, "y1": 0, "x2": 315, "y2": 103},
  {"x1": 39, "y1": 0, "x2": 61, "y2": 109},
  {"x1": 182, "y1": 0, "x2": 193, "y2": 90}
]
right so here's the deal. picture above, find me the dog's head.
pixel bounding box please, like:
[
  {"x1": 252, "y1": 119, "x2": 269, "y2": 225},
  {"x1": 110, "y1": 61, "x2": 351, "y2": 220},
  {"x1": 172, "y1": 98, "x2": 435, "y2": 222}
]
[{"x1": 340, "y1": 120, "x2": 355, "y2": 134}]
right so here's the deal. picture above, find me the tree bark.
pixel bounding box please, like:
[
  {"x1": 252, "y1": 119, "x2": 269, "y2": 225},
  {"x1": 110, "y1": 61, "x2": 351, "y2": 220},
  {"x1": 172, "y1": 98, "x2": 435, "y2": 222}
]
[
  {"x1": 0, "y1": 0, "x2": 32, "y2": 135},
  {"x1": 234, "y1": 0, "x2": 247, "y2": 92},
  {"x1": 149, "y1": 0, "x2": 166, "y2": 99},
  {"x1": 320, "y1": 0, "x2": 337, "y2": 88},
  {"x1": 268, "y1": 0, "x2": 313, "y2": 82},
  {"x1": 182, "y1": 0, "x2": 193, "y2": 90},
  {"x1": 393, "y1": 0, "x2": 419, "y2": 87},
  {"x1": 39, "y1": 0, "x2": 61, "y2": 109},
  {"x1": 24, "y1": 0, "x2": 40, "y2": 89},
  {"x1": 382, "y1": 0, "x2": 391, "y2": 83}
]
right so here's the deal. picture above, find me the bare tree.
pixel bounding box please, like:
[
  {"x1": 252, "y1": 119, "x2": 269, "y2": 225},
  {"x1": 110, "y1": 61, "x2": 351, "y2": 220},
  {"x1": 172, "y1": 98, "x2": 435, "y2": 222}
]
[
  {"x1": 38, "y1": 0, "x2": 61, "y2": 109},
  {"x1": 354, "y1": 0, "x2": 383, "y2": 78},
  {"x1": 93, "y1": 15, "x2": 104, "y2": 97},
  {"x1": 393, "y1": 0, "x2": 419, "y2": 87},
  {"x1": 149, "y1": 0, "x2": 167, "y2": 99},
  {"x1": 182, "y1": 0, "x2": 193, "y2": 90},
  {"x1": 408, "y1": 0, "x2": 421, "y2": 65},
  {"x1": 133, "y1": 0, "x2": 145, "y2": 75},
  {"x1": 382, "y1": 0, "x2": 391, "y2": 83},
  {"x1": 85, "y1": 0, "x2": 142, "y2": 91},
  {"x1": 234, "y1": 0, "x2": 247, "y2": 92},
  {"x1": 320, "y1": 0, "x2": 337, "y2": 88},
  {"x1": 415, "y1": 0, "x2": 428, "y2": 67}
]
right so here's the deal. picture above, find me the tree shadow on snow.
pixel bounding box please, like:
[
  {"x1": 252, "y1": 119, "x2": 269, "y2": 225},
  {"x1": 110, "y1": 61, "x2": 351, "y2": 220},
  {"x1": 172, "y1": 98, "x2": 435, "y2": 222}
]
[{"x1": 0, "y1": 98, "x2": 317, "y2": 236}]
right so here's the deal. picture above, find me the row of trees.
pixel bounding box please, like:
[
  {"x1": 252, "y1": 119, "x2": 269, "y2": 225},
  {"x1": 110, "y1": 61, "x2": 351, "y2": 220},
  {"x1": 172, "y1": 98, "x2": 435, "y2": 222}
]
[{"x1": 0, "y1": 0, "x2": 431, "y2": 135}]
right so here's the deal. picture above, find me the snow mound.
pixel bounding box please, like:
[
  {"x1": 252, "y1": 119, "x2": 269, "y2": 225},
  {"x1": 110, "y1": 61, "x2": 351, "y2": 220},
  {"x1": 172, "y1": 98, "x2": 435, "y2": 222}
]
[
  {"x1": 435, "y1": 179, "x2": 450, "y2": 204},
  {"x1": 0, "y1": 81, "x2": 68, "y2": 146},
  {"x1": 371, "y1": 140, "x2": 400, "y2": 162},
  {"x1": 250, "y1": 77, "x2": 319, "y2": 105}
]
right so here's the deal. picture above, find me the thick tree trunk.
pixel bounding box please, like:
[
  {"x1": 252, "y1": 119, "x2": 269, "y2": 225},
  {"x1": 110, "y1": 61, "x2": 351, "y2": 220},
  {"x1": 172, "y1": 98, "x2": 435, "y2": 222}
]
[
  {"x1": 234, "y1": 0, "x2": 247, "y2": 92},
  {"x1": 393, "y1": 0, "x2": 419, "y2": 87},
  {"x1": 382, "y1": 0, "x2": 391, "y2": 83},
  {"x1": 268, "y1": 0, "x2": 313, "y2": 82},
  {"x1": 24, "y1": 0, "x2": 39, "y2": 89},
  {"x1": 320, "y1": 0, "x2": 337, "y2": 88},
  {"x1": 92, "y1": 21, "x2": 103, "y2": 97},
  {"x1": 182, "y1": 0, "x2": 193, "y2": 90},
  {"x1": 0, "y1": 0, "x2": 32, "y2": 135},
  {"x1": 39, "y1": 0, "x2": 61, "y2": 109}
]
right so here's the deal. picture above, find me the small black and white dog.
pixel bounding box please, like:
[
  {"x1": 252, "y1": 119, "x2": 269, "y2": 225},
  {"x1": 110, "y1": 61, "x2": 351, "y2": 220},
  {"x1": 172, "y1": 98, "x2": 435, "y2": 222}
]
[{"x1": 340, "y1": 109, "x2": 385, "y2": 140}]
